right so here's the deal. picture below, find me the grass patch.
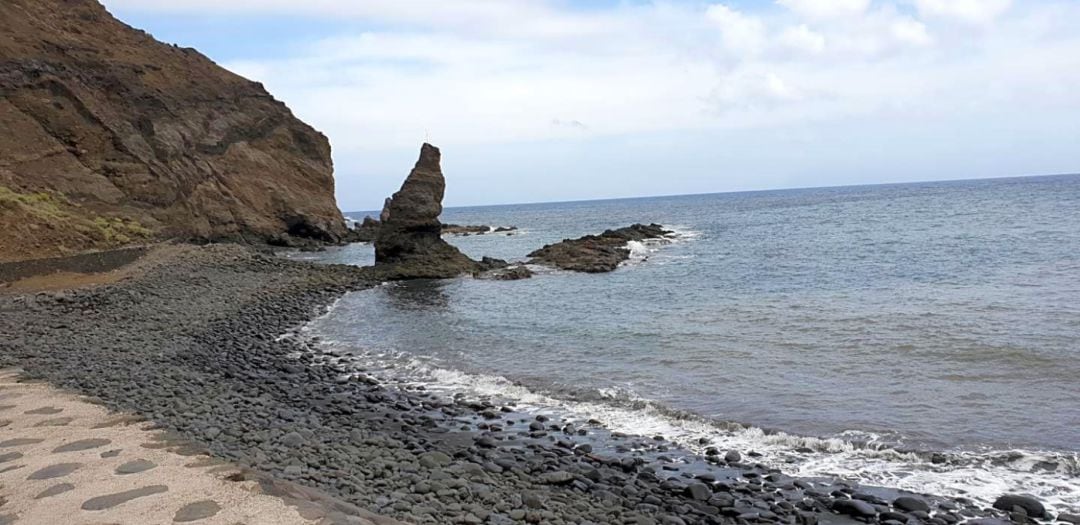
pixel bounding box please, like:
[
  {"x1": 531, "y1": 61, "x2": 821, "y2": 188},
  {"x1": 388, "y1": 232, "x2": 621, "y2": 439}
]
[{"x1": 0, "y1": 185, "x2": 152, "y2": 247}]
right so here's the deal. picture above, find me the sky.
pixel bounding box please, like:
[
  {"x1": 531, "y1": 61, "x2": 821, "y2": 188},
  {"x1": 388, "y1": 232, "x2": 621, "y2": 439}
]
[{"x1": 101, "y1": 0, "x2": 1080, "y2": 211}]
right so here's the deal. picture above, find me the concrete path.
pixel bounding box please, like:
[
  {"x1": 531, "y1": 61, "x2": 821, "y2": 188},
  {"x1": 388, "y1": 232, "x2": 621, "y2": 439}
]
[{"x1": 0, "y1": 369, "x2": 320, "y2": 525}]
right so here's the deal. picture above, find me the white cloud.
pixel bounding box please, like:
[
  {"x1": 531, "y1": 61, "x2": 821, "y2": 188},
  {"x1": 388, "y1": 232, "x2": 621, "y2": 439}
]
[
  {"x1": 706, "y1": 4, "x2": 767, "y2": 55},
  {"x1": 914, "y1": 0, "x2": 1013, "y2": 25},
  {"x1": 777, "y1": 0, "x2": 871, "y2": 19},
  {"x1": 890, "y1": 17, "x2": 933, "y2": 47},
  {"x1": 107, "y1": 0, "x2": 1080, "y2": 154},
  {"x1": 779, "y1": 25, "x2": 828, "y2": 54}
]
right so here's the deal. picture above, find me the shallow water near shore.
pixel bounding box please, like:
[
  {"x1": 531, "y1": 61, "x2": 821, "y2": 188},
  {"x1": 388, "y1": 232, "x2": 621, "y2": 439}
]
[{"x1": 295, "y1": 174, "x2": 1080, "y2": 511}]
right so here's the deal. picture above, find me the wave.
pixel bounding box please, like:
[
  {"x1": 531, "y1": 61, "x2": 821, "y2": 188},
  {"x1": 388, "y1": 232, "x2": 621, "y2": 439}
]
[
  {"x1": 622, "y1": 224, "x2": 702, "y2": 265},
  {"x1": 296, "y1": 314, "x2": 1079, "y2": 513}
]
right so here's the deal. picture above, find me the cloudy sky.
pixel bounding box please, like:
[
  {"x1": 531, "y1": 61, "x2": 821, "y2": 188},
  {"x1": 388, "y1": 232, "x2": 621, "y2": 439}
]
[{"x1": 103, "y1": 0, "x2": 1080, "y2": 210}]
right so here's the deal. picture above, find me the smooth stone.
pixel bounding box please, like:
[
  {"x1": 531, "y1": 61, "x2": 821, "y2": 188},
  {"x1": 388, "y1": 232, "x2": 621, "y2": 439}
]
[
  {"x1": 685, "y1": 482, "x2": 712, "y2": 501},
  {"x1": 419, "y1": 451, "x2": 452, "y2": 468},
  {"x1": 832, "y1": 499, "x2": 877, "y2": 518},
  {"x1": 724, "y1": 450, "x2": 742, "y2": 463},
  {"x1": 34, "y1": 417, "x2": 75, "y2": 427},
  {"x1": 539, "y1": 471, "x2": 575, "y2": 485},
  {"x1": 116, "y1": 459, "x2": 156, "y2": 474},
  {"x1": 101, "y1": 449, "x2": 122, "y2": 458},
  {"x1": 54, "y1": 438, "x2": 111, "y2": 453},
  {"x1": 993, "y1": 494, "x2": 1045, "y2": 518},
  {"x1": 174, "y1": 500, "x2": 222, "y2": 522},
  {"x1": 27, "y1": 462, "x2": 82, "y2": 480},
  {"x1": 1057, "y1": 513, "x2": 1080, "y2": 525},
  {"x1": 280, "y1": 431, "x2": 305, "y2": 447},
  {"x1": 82, "y1": 485, "x2": 169, "y2": 510},
  {"x1": 893, "y1": 496, "x2": 930, "y2": 513},
  {"x1": 35, "y1": 483, "x2": 76, "y2": 499}
]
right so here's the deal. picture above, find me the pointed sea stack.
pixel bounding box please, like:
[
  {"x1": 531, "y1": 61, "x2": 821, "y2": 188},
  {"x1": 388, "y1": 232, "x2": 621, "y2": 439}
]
[{"x1": 373, "y1": 143, "x2": 482, "y2": 279}]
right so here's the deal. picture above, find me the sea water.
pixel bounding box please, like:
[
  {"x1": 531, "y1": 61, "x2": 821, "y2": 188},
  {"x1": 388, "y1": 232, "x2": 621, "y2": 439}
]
[{"x1": 292, "y1": 175, "x2": 1080, "y2": 510}]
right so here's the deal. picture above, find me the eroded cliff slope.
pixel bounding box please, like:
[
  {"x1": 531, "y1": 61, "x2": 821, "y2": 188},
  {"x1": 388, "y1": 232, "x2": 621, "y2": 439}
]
[{"x1": 0, "y1": 0, "x2": 346, "y2": 261}]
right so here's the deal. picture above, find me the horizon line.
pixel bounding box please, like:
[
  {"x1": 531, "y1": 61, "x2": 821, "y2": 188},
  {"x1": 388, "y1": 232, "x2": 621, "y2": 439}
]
[{"x1": 342, "y1": 171, "x2": 1079, "y2": 215}]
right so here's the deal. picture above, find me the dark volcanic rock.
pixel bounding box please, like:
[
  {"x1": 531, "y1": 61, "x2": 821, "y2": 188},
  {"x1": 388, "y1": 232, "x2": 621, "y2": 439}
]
[
  {"x1": 992, "y1": 494, "x2": 1045, "y2": 518},
  {"x1": 373, "y1": 144, "x2": 481, "y2": 279},
  {"x1": 893, "y1": 496, "x2": 930, "y2": 512},
  {"x1": 477, "y1": 265, "x2": 534, "y2": 281},
  {"x1": 442, "y1": 224, "x2": 491, "y2": 235},
  {"x1": 832, "y1": 499, "x2": 878, "y2": 519},
  {"x1": 0, "y1": 0, "x2": 346, "y2": 262},
  {"x1": 342, "y1": 216, "x2": 382, "y2": 243},
  {"x1": 527, "y1": 223, "x2": 673, "y2": 272}
]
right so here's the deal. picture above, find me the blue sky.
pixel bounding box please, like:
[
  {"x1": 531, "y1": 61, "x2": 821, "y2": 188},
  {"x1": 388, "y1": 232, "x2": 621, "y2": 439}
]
[{"x1": 103, "y1": 0, "x2": 1080, "y2": 210}]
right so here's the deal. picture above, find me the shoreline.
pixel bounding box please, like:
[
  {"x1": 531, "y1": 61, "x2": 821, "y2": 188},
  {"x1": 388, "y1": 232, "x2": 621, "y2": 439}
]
[
  {"x1": 0, "y1": 244, "x2": 1065, "y2": 524},
  {"x1": 301, "y1": 277, "x2": 1080, "y2": 517}
]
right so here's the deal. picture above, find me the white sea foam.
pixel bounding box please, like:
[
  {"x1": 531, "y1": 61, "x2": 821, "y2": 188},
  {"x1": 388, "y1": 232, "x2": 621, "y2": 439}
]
[
  {"x1": 621, "y1": 224, "x2": 701, "y2": 266},
  {"x1": 421, "y1": 363, "x2": 1080, "y2": 512},
  {"x1": 299, "y1": 301, "x2": 1080, "y2": 513}
]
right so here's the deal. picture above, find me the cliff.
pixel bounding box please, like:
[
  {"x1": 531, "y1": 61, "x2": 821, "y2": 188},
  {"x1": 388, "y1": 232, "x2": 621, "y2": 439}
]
[{"x1": 0, "y1": 0, "x2": 347, "y2": 262}]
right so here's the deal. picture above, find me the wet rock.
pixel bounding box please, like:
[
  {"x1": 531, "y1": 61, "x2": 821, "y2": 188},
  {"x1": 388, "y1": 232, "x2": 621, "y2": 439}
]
[
  {"x1": 831, "y1": 499, "x2": 877, "y2": 519},
  {"x1": 1057, "y1": 513, "x2": 1080, "y2": 525},
  {"x1": 476, "y1": 265, "x2": 534, "y2": 281},
  {"x1": 684, "y1": 482, "x2": 712, "y2": 501},
  {"x1": 993, "y1": 495, "x2": 1045, "y2": 518},
  {"x1": 527, "y1": 224, "x2": 673, "y2": 273},
  {"x1": 893, "y1": 496, "x2": 930, "y2": 513},
  {"x1": 724, "y1": 450, "x2": 742, "y2": 463}
]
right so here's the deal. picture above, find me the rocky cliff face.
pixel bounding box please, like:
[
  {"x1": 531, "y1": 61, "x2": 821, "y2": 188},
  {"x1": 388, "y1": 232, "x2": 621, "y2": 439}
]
[{"x1": 0, "y1": 0, "x2": 346, "y2": 261}]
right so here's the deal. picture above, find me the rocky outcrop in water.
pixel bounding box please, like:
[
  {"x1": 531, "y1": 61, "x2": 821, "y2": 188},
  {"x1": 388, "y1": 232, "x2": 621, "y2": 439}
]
[
  {"x1": 527, "y1": 223, "x2": 673, "y2": 272},
  {"x1": 372, "y1": 144, "x2": 481, "y2": 279},
  {"x1": 0, "y1": 0, "x2": 347, "y2": 262},
  {"x1": 341, "y1": 217, "x2": 382, "y2": 244}
]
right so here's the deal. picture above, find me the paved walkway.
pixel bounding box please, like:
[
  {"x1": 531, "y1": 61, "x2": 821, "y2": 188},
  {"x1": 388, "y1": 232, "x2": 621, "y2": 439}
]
[{"x1": 0, "y1": 369, "x2": 319, "y2": 525}]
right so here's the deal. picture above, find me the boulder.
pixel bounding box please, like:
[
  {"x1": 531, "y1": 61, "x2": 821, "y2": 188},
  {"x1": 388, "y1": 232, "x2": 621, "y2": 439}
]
[
  {"x1": 992, "y1": 495, "x2": 1045, "y2": 518},
  {"x1": 831, "y1": 499, "x2": 877, "y2": 520},
  {"x1": 892, "y1": 496, "x2": 930, "y2": 513}
]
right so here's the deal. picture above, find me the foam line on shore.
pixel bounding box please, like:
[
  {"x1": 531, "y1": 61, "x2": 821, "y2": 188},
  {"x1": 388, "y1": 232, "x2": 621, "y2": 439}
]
[{"x1": 297, "y1": 301, "x2": 1080, "y2": 513}]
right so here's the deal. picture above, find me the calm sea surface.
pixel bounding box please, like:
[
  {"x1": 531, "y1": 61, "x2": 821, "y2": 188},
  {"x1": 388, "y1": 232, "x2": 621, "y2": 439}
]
[{"x1": 293, "y1": 175, "x2": 1080, "y2": 508}]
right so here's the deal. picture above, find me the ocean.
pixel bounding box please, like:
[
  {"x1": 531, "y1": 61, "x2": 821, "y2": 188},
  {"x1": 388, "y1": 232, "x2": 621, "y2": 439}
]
[{"x1": 291, "y1": 174, "x2": 1080, "y2": 510}]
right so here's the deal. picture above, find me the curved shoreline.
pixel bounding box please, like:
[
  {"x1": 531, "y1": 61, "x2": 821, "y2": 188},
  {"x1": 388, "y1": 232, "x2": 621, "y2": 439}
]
[
  {"x1": 302, "y1": 303, "x2": 1080, "y2": 516},
  {"x1": 0, "y1": 244, "x2": 1066, "y2": 524}
]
